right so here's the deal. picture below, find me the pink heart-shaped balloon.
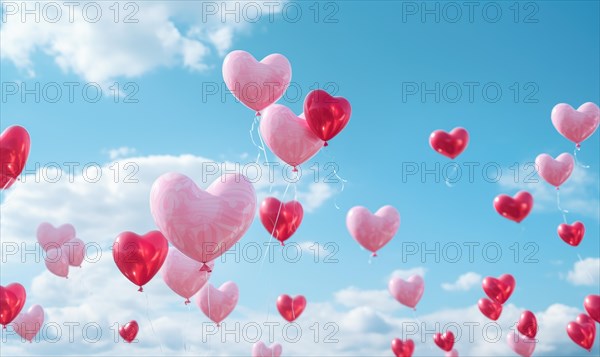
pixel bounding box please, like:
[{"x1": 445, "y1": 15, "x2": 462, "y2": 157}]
[
  {"x1": 150, "y1": 173, "x2": 256, "y2": 268},
  {"x1": 65, "y1": 238, "x2": 85, "y2": 267},
  {"x1": 346, "y1": 205, "x2": 400, "y2": 256},
  {"x1": 260, "y1": 104, "x2": 323, "y2": 170},
  {"x1": 535, "y1": 153, "x2": 574, "y2": 188},
  {"x1": 222, "y1": 50, "x2": 292, "y2": 113},
  {"x1": 445, "y1": 349, "x2": 459, "y2": 357},
  {"x1": 44, "y1": 246, "x2": 70, "y2": 278},
  {"x1": 507, "y1": 332, "x2": 536, "y2": 357},
  {"x1": 388, "y1": 275, "x2": 424, "y2": 309},
  {"x1": 252, "y1": 341, "x2": 282, "y2": 357},
  {"x1": 197, "y1": 281, "x2": 239, "y2": 325},
  {"x1": 36, "y1": 223, "x2": 76, "y2": 251},
  {"x1": 11, "y1": 305, "x2": 44, "y2": 342},
  {"x1": 551, "y1": 102, "x2": 599, "y2": 146},
  {"x1": 161, "y1": 248, "x2": 213, "y2": 304}
]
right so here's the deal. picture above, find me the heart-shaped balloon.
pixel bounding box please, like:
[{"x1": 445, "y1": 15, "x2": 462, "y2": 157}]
[
  {"x1": 11, "y1": 305, "x2": 44, "y2": 342},
  {"x1": 276, "y1": 294, "x2": 306, "y2": 322},
  {"x1": 551, "y1": 102, "x2": 599, "y2": 147},
  {"x1": 482, "y1": 274, "x2": 515, "y2": 304},
  {"x1": 44, "y1": 246, "x2": 70, "y2": 278},
  {"x1": 222, "y1": 50, "x2": 291, "y2": 113},
  {"x1": 260, "y1": 105, "x2": 323, "y2": 170},
  {"x1": 150, "y1": 173, "x2": 256, "y2": 270},
  {"x1": 161, "y1": 248, "x2": 213, "y2": 304},
  {"x1": 252, "y1": 341, "x2": 282, "y2": 357},
  {"x1": 493, "y1": 191, "x2": 533, "y2": 223},
  {"x1": 478, "y1": 298, "x2": 502, "y2": 321},
  {"x1": 197, "y1": 282, "x2": 239, "y2": 325},
  {"x1": 112, "y1": 231, "x2": 168, "y2": 292},
  {"x1": 507, "y1": 331, "x2": 536, "y2": 357},
  {"x1": 558, "y1": 221, "x2": 585, "y2": 246},
  {"x1": 584, "y1": 294, "x2": 600, "y2": 323},
  {"x1": 391, "y1": 338, "x2": 414, "y2": 357},
  {"x1": 259, "y1": 197, "x2": 303, "y2": 245},
  {"x1": 119, "y1": 320, "x2": 139, "y2": 343},
  {"x1": 0, "y1": 283, "x2": 26, "y2": 327},
  {"x1": 429, "y1": 127, "x2": 469, "y2": 159},
  {"x1": 445, "y1": 350, "x2": 459, "y2": 357},
  {"x1": 433, "y1": 331, "x2": 455, "y2": 352},
  {"x1": 517, "y1": 310, "x2": 538, "y2": 338},
  {"x1": 388, "y1": 275, "x2": 424, "y2": 309},
  {"x1": 346, "y1": 205, "x2": 400, "y2": 257},
  {"x1": 0, "y1": 125, "x2": 30, "y2": 190},
  {"x1": 535, "y1": 153, "x2": 574, "y2": 188},
  {"x1": 567, "y1": 314, "x2": 596, "y2": 351},
  {"x1": 304, "y1": 89, "x2": 351, "y2": 146},
  {"x1": 36, "y1": 222, "x2": 76, "y2": 251}
]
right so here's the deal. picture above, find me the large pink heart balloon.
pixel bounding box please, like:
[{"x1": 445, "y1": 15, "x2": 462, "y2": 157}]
[
  {"x1": 36, "y1": 223, "x2": 76, "y2": 251},
  {"x1": 535, "y1": 153, "x2": 574, "y2": 188},
  {"x1": 11, "y1": 305, "x2": 44, "y2": 342},
  {"x1": 197, "y1": 281, "x2": 239, "y2": 325},
  {"x1": 222, "y1": 50, "x2": 292, "y2": 114},
  {"x1": 346, "y1": 205, "x2": 400, "y2": 256},
  {"x1": 260, "y1": 104, "x2": 323, "y2": 170},
  {"x1": 507, "y1": 332, "x2": 536, "y2": 357},
  {"x1": 161, "y1": 247, "x2": 213, "y2": 304},
  {"x1": 252, "y1": 341, "x2": 283, "y2": 357},
  {"x1": 388, "y1": 275, "x2": 424, "y2": 309},
  {"x1": 150, "y1": 173, "x2": 256, "y2": 270},
  {"x1": 551, "y1": 102, "x2": 599, "y2": 147}
]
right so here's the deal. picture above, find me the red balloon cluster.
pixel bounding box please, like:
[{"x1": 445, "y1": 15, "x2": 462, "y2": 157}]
[{"x1": 478, "y1": 274, "x2": 515, "y2": 321}]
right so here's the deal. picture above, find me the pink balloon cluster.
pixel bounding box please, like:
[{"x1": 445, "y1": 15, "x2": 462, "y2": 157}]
[{"x1": 36, "y1": 223, "x2": 85, "y2": 278}]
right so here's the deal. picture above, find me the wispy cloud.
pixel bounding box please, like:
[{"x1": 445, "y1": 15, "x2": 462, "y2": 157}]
[
  {"x1": 441, "y1": 272, "x2": 482, "y2": 292},
  {"x1": 566, "y1": 257, "x2": 600, "y2": 286}
]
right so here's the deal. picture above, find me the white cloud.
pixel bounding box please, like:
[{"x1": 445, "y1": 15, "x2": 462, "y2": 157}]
[
  {"x1": 0, "y1": 1, "x2": 283, "y2": 84},
  {"x1": 298, "y1": 182, "x2": 334, "y2": 212},
  {"x1": 389, "y1": 267, "x2": 426, "y2": 280},
  {"x1": 334, "y1": 287, "x2": 399, "y2": 313},
  {"x1": 441, "y1": 272, "x2": 482, "y2": 292},
  {"x1": 566, "y1": 258, "x2": 600, "y2": 286},
  {"x1": 106, "y1": 147, "x2": 137, "y2": 160}
]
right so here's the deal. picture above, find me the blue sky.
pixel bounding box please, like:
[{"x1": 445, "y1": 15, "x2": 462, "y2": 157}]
[{"x1": 1, "y1": 1, "x2": 599, "y2": 356}]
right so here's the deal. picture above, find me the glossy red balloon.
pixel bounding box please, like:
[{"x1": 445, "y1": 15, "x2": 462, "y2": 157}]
[
  {"x1": 276, "y1": 294, "x2": 306, "y2": 322},
  {"x1": 119, "y1": 320, "x2": 139, "y2": 343},
  {"x1": 429, "y1": 127, "x2": 469, "y2": 159},
  {"x1": 0, "y1": 283, "x2": 26, "y2": 328},
  {"x1": 478, "y1": 298, "x2": 503, "y2": 321},
  {"x1": 518, "y1": 310, "x2": 538, "y2": 338},
  {"x1": 557, "y1": 222, "x2": 585, "y2": 246},
  {"x1": 113, "y1": 231, "x2": 168, "y2": 292},
  {"x1": 0, "y1": 125, "x2": 31, "y2": 190},
  {"x1": 259, "y1": 198, "x2": 303, "y2": 245},
  {"x1": 304, "y1": 89, "x2": 351, "y2": 146},
  {"x1": 433, "y1": 331, "x2": 455, "y2": 352},
  {"x1": 391, "y1": 338, "x2": 414, "y2": 357},
  {"x1": 493, "y1": 191, "x2": 533, "y2": 223},
  {"x1": 482, "y1": 274, "x2": 515, "y2": 304},
  {"x1": 567, "y1": 314, "x2": 596, "y2": 351},
  {"x1": 584, "y1": 295, "x2": 600, "y2": 323}
]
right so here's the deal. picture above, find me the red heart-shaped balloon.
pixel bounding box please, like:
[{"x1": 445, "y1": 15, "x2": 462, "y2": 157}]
[
  {"x1": 0, "y1": 125, "x2": 31, "y2": 190},
  {"x1": 391, "y1": 338, "x2": 415, "y2": 357},
  {"x1": 113, "y1": 231, "x2": 168, "y2": 292},
  {"x1": 584, "y1": 295, "x2": 600, "y2": 323},
  {"x1": 478, "y1": 298, "x2": 503, "y2": 321},
  {"x1": 276, "y1": 294, "x2": 306, "y2": 322},
  {"x1": 0, "y1": 283, "x2": 27, "y2": 327},
  {"x1": 518, "y1": 310, "x2": 538, "y2": 338},
  {"x1": 259, "y1": 198, "x2": 303, "y2": 245},
  {"x1": 493, "y1": 191, "x2": 533, "y2": 223},
  {"x1": 304, "y1": 89, "x2": 351, "y2": 146},
  {"x1": 567, "y1": 314, "x2": 596, "y2": 351},
  {"x1": 557, "y1": 221, "x2": 585, "y2": 246},
  {"x1": 433, "y1": 331, "x2": 455, "y2": 352},
  {"x1": 482, "y1": 274, "x2": 515, "y2": 304},
  {"x1": 429, "y1": 127, "x2": 469, "y2": 159},
  {"x1": 119, "y1": 320, "x2": 139, "y2": 343}
]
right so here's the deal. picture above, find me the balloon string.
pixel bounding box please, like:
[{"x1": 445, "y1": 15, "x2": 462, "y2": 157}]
[
  {"x1": 577, "y1": 254, "x2": 595, "y2": 283},
  {"x1": 411, "y1": 310, "x2": 434, "y2": 351},
  {"x1": 573, "y1": 146, "x2": 590, "y2": 169},
  {"x1": 444, "y1": 164, "x2": 457, "y2": 188},
  {"x1": 144, "y1": 291, "x2": 164, "y2": 354},
  {"x1": 556, "y1": 188, "x2": 568, "y2": 223},
  {"x1": 0, "y1": 177, "x2": 16, "y2": 208},
  {"x1": 322, "y1": 147, "x2": 347, "y2": 210},
  {"x1": 183, "y1": 303, "x2": 191, "y2": 352}
]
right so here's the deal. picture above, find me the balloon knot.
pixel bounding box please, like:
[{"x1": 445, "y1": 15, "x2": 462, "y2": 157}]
[
  {"x1": 66, "y1": 276, "x2": 69, "y2": 279},
  {"x1": 281, "y1": 241, "x2": 285, "y2": 246},
  {"x1": 138, "y1": 286, "x2": 143, "y2": 292},
  {"x1": 576, "y1": 143, "x2": 581, "y2": 149},
  {"x1": 556, "y1": 187, "x2": 560, "y2": 190},
  {"x1": 200, "y1": 263, "x2": 212, "y2": 272},
  {"x1": 292, "y1": 167, "x2": 298, "y2": 172},
  {"x1": 371, "y1": 252, "x2": 377, "y2": 257},
  {"x1": 185, "y1": 299, "x2": 190, "y2": 305},
  {"x1": 255, "y1": 111, "x2": 261, "y2": 117},
  {"x1": 216, "y1": 323, "x2": 221, "y2": 328},
  {"x1": 323, "y1": 142, "x2": 329, "y2": 147},
  {"x1": 3, "y1": 325, "x2": 6, "y2": 330}
]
